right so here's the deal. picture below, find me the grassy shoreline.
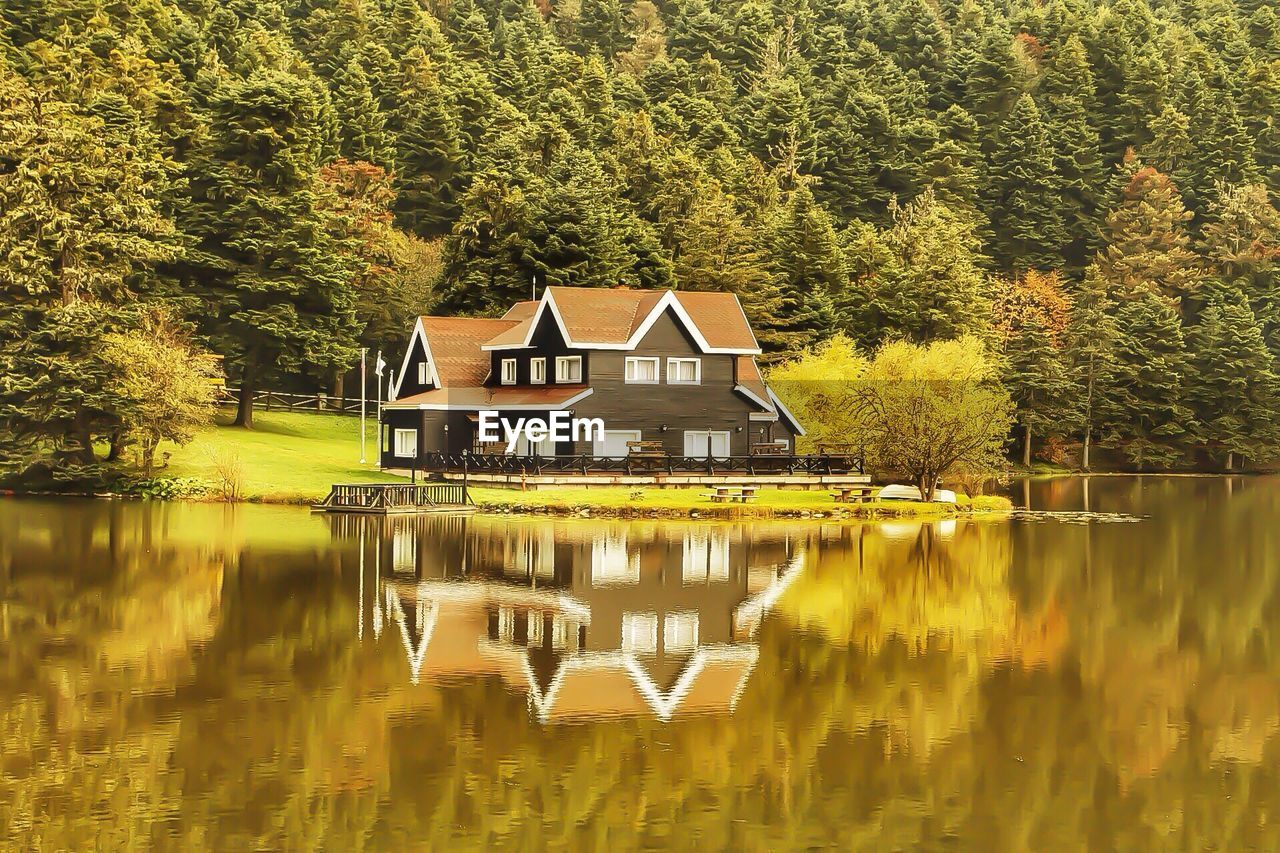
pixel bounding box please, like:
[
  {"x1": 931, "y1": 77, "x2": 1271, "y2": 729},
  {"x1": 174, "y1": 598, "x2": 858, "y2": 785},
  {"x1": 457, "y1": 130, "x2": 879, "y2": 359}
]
[{"x1": 16, "y1": 410, "x2": 1012, "y2": 519}]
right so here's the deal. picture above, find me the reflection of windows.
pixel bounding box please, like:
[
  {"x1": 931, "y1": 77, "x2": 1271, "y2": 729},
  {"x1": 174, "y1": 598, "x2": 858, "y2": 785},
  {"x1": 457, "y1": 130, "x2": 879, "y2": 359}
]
[
  {"x1": 592, "y1": 534, "x2": 639, "y2": 585},
  {"x1": 682, "y1": 531, "x2": 730, "y2": 583},
  {"x1": 498, "y1": 606, "x2": 515, "y2": 642},
  {"x1": 664, "y1": 612, "x2": 699, "y2": 652},
  {"x1": 621, "y1": 612, "x2": 658, "y2": 654},
  {"x1": 551, "y1": 616, "x2": 578, "y2": 651},
  {"x1": 527, "y1": 611, "x2": 544, "y2": 646},
  {"x1": 392, "y1": 530, "x2": 416, "y2": 575}
]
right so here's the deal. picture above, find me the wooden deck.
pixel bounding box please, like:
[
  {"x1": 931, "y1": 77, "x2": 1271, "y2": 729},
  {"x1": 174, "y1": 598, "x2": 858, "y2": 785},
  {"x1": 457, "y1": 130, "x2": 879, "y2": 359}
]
[{"x1": 312, "y1": 483, "x2": 473, "y2": 514}]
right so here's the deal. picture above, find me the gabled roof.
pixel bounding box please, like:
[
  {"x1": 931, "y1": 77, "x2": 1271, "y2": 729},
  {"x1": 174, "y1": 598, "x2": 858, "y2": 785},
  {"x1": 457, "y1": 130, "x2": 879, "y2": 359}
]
[
  {"x1": 733, "y1": 356, "x2": 774, "y2": 413},
  {"x1": 482, "y1": 286, "x2": 761, "y2": 354},
  {"x1": 417, "y1": 317, "x2": 522, "y2": 387}
]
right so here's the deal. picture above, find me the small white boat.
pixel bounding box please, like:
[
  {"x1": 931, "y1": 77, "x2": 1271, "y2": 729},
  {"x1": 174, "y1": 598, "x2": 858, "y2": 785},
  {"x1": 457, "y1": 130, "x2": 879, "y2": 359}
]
[{"x1": 876, "y1": 484, "x2": 958, "y2": 504}]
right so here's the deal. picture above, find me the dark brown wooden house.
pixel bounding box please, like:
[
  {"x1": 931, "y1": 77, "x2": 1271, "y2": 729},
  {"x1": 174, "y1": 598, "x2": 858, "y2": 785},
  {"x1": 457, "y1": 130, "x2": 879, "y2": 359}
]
[{"x1": 378, "y1": 286, "x2": 804, "y2": 468}]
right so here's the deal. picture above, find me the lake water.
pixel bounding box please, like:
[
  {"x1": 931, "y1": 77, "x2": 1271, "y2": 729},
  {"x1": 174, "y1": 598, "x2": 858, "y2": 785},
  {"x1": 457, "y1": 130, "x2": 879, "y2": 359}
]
[{"x1": 2, "y1": 476, "x2": 1279, "y2": 849}]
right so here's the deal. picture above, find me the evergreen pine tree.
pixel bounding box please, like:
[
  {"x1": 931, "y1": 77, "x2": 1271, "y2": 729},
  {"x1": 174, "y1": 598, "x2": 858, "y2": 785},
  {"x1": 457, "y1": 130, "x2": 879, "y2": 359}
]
[
  {"x1": 390, "y1": 48, "x2": 467, "y2": 238},
  {"x1": 760, "y1": 186, "x2": 842, "y2": 353},
  {"x1": 983, "y1": 94, "x2": 1066, "y2": 273},
  {"x1": 1185, "y1": 279, "x2": 1280, "y2": 468},
  {"x1": 331, "y1": 54, "x2": 393, "y2": 168}
]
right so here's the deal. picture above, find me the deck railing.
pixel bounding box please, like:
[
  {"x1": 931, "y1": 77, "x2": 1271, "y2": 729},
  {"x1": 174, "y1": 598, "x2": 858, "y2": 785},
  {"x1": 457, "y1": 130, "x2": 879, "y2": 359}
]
[
  {"x1": 411, "y1": 452, "x2": 863, "y2": 477},
  {"x1": 322, "y1": 482, "x2": 469, "y2": 509}
]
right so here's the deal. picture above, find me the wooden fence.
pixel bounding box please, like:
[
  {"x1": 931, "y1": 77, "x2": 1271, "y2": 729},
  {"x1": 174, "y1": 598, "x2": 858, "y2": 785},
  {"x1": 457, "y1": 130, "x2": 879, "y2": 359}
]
[{"x1": 222, "y1": 387, "x2": 375, "y2": 415}]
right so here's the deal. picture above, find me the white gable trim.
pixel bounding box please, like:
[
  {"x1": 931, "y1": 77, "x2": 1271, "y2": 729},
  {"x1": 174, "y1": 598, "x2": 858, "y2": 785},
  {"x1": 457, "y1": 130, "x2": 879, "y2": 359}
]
[
  {"x1": 391, "y1": 319, "x2": 441, "y2": 399},
  {"x1": 482, "y1": 288, "x2": 762, "y2": 355},
  {"x1": 732, "y1": 383, "x2": 774, "y2": 412},
  {"x1": 767, "y1": 387, "x2": 806, "y2": 436},
  {"x1": 382, "y1": 387, "x2": 595, "y2": 412}
]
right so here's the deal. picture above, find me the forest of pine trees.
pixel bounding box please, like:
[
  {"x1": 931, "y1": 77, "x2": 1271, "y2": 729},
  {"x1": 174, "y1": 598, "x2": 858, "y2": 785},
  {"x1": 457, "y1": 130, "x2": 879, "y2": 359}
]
[{"x1": 4, "y1": 0, "x2": 1280, "y2": 476}]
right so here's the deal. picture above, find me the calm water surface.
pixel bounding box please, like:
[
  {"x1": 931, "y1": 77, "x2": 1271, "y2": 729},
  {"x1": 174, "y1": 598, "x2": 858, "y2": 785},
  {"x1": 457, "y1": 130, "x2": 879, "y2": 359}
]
[{"x1": 2, "y1": 476, "x2": 1279, "y2": 849}]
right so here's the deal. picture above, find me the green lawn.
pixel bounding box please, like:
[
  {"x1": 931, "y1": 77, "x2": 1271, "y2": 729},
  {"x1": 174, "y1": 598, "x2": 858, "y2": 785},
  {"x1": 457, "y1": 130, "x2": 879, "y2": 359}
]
[
  {"x1": 470, "y1": 485, "x2": 1011, "y2": 518},
  {"x1": 163, "y1": 409, "x2": 405, "y2": 503},
  {"x1": 157, "y1": 409, "x2": 1012, "y2": 516}
]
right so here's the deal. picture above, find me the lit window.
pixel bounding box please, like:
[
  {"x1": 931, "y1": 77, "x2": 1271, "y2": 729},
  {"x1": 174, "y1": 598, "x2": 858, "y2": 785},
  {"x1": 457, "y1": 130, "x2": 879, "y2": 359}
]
[
  {"x1": 621, "y1": 612, "x2": 658, "y2": 654},
  {"x1": 667, "y1": 357, "x2": 701, "y2": 384},
  {"x1": 664, "y1": 612, "x2": 699, "y2": 652},
  {"x1": 530, "y1": 357, "x2": 546, "y2": 384},
  {"x1": 501, "y1": 358, "x2": 517, "y2": 385},
  {"x1": 625, "y1": 356, "x2": 659, "y2": 383},
  {"x1": 394, "y1": 428, "x2": 417, "y2": 457},
  {"x1": 556, "y1": 355, "x2": 583, "y2": 383}
]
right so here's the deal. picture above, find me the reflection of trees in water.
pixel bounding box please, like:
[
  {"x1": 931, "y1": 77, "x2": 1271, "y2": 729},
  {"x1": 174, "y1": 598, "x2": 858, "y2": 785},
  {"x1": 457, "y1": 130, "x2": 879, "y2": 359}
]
[{"x1": 6, "y1": 488, "x2": 1280, "y2": 848}]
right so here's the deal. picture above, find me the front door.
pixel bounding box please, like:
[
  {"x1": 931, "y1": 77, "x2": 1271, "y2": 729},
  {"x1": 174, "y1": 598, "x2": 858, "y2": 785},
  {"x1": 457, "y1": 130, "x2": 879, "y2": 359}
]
[
  {"x1": 593, "y1": 429, "x2": 642, "y2": 459},
  {"x1": 683, "y1": 430, "x2": 731, "y2": 459}
]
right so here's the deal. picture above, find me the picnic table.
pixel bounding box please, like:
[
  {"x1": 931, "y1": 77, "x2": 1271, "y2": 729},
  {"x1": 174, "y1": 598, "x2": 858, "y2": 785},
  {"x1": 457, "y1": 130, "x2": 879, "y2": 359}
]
[
  {"x1": 702, "y1": 485, "x2": 759, "y2": 504},
  {"x1": 830, "y1": 485, "x2": 877, "y2": 504}
]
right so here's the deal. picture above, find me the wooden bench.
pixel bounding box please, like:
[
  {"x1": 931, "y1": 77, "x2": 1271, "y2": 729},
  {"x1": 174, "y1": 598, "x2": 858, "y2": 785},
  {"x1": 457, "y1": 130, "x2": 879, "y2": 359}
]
[
  {"x1": 627, "y1": 440, "x2": 667, "y2": 459},
  {"x1": 830, "y1": 485, "x2": 877, "y2": 504},
  {"x1": 750, "y1": 443, "x2": 787, "y2": 456}
]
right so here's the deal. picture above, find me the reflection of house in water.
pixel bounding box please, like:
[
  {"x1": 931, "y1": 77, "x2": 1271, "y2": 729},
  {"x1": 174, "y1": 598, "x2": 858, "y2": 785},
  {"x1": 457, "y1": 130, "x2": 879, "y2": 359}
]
[{"x1": 337, "y1": 515, "x2": 805, "y2": 724}]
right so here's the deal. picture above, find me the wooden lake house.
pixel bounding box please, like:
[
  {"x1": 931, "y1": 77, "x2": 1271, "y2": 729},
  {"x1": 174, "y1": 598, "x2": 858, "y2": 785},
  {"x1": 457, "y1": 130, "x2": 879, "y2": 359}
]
[{"x1": 378, "y1": 286, "x2": 864, "y2": 487}]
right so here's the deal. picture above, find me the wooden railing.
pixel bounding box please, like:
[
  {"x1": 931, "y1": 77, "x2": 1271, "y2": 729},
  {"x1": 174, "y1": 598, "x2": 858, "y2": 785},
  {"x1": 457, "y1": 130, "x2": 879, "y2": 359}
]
[
  {"x1": 320, "y1": 482, "x2": 469, "y2": 510},
  {"x1": 411, "y1": 452, "x2": 863, "y2": 477}
]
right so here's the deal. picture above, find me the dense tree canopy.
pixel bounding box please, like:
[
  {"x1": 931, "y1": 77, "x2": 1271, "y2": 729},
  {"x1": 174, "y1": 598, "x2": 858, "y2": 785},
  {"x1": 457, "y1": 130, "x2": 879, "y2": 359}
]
[{"x1": 4, "y1": 0, "x2": 1280, "y2": 474}]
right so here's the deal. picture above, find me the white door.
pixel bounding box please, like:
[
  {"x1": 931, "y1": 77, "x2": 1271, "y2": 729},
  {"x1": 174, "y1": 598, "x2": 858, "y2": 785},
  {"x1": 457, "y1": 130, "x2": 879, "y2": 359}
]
[
  {"x1": 593, "y1": 429, "x2": 642, "y2": 459},
  {"x1": 683, "y1": 430, "x2": 730, "y2": 459},
  {"x1": 512, "y1": 433, "x2": 555, "y2": 457}
]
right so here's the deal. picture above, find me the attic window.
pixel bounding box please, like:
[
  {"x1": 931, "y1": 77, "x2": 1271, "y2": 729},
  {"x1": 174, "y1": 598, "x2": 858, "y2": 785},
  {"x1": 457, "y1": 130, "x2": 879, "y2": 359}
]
[
  {"x1": 417, "y1": 362, "x2": 429, "y2": 384},
  {"x1": 501, "y1": 358, "x2": 517, "y2": 385}
]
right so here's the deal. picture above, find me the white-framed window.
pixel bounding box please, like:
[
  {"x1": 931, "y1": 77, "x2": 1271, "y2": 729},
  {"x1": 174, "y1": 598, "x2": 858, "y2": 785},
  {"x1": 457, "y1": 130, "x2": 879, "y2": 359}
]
[
  {"x1": 556, "y1": 355, "x2": 583, "y2": 383},
  {"x1": 682, "y1": 530, "x2": 730, "y2": 583},
  {"x1": 667, "y1": 357, "x2": 701, "y2": 384},
  {"x1": 394, "y1": 428, "x2": 417, "y2": 457},
  {"x1": 774, "y1": 438, "x2": 790, "y2": 451},
  {"x1": 664, "y1": 612, "x2": 699, "y2": 652},
  {"x1": 500, "y1": 358, "x2": 517, "y2": 385},
  {"x1": 624, "y1": 356, "x2": 660, "y2": 384},
  {"x1": 530, "y1": 357, "x2": 546, "y2": 384},
  {"x1": 417, "y1": 362, "x2": 428, "y2": 384},
  {"x1": 621, "y1": 612, "x2": 658, "y2": 654}
]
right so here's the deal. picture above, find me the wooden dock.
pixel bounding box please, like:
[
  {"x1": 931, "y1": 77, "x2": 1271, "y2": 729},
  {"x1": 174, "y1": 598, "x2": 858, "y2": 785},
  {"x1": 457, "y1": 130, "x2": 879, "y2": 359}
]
[{"x1": 312, "y1": 482, "x2": 474, "y2": 514}]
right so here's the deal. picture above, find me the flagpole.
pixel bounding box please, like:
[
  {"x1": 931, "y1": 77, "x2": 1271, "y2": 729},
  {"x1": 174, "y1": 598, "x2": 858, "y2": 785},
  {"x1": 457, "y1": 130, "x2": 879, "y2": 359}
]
[{"x1": 359, "y1": 348, "x2": 367, "y2": 464}]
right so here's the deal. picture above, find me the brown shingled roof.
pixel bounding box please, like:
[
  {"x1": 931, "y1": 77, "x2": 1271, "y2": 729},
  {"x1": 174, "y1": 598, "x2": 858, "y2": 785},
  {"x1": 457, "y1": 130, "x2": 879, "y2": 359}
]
[
  {"x1": 734, "y1": 356, "x2": 774, "y2": 412},
  {"x1": 481, "y1": 287, "x2": 761, "y2": 352},
  {"x1": 418, "y1": 317, "x2": 520, "y2": 387}
]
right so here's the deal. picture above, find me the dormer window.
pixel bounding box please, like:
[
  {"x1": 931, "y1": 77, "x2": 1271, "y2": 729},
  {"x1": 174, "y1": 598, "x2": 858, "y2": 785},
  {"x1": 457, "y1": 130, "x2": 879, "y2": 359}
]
[
  {"x1": 556, "y1": 356, "x2": 582, "y2": 383},
  {"x1": 530, "y1": 357, "x2": 546, "y2": 384},
  {"x1": 625, "y1": 356, "x2": 659, "y2": 384},
  {"x1": 501, "y1": 358, "x2": 517, "y2": 385}
]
